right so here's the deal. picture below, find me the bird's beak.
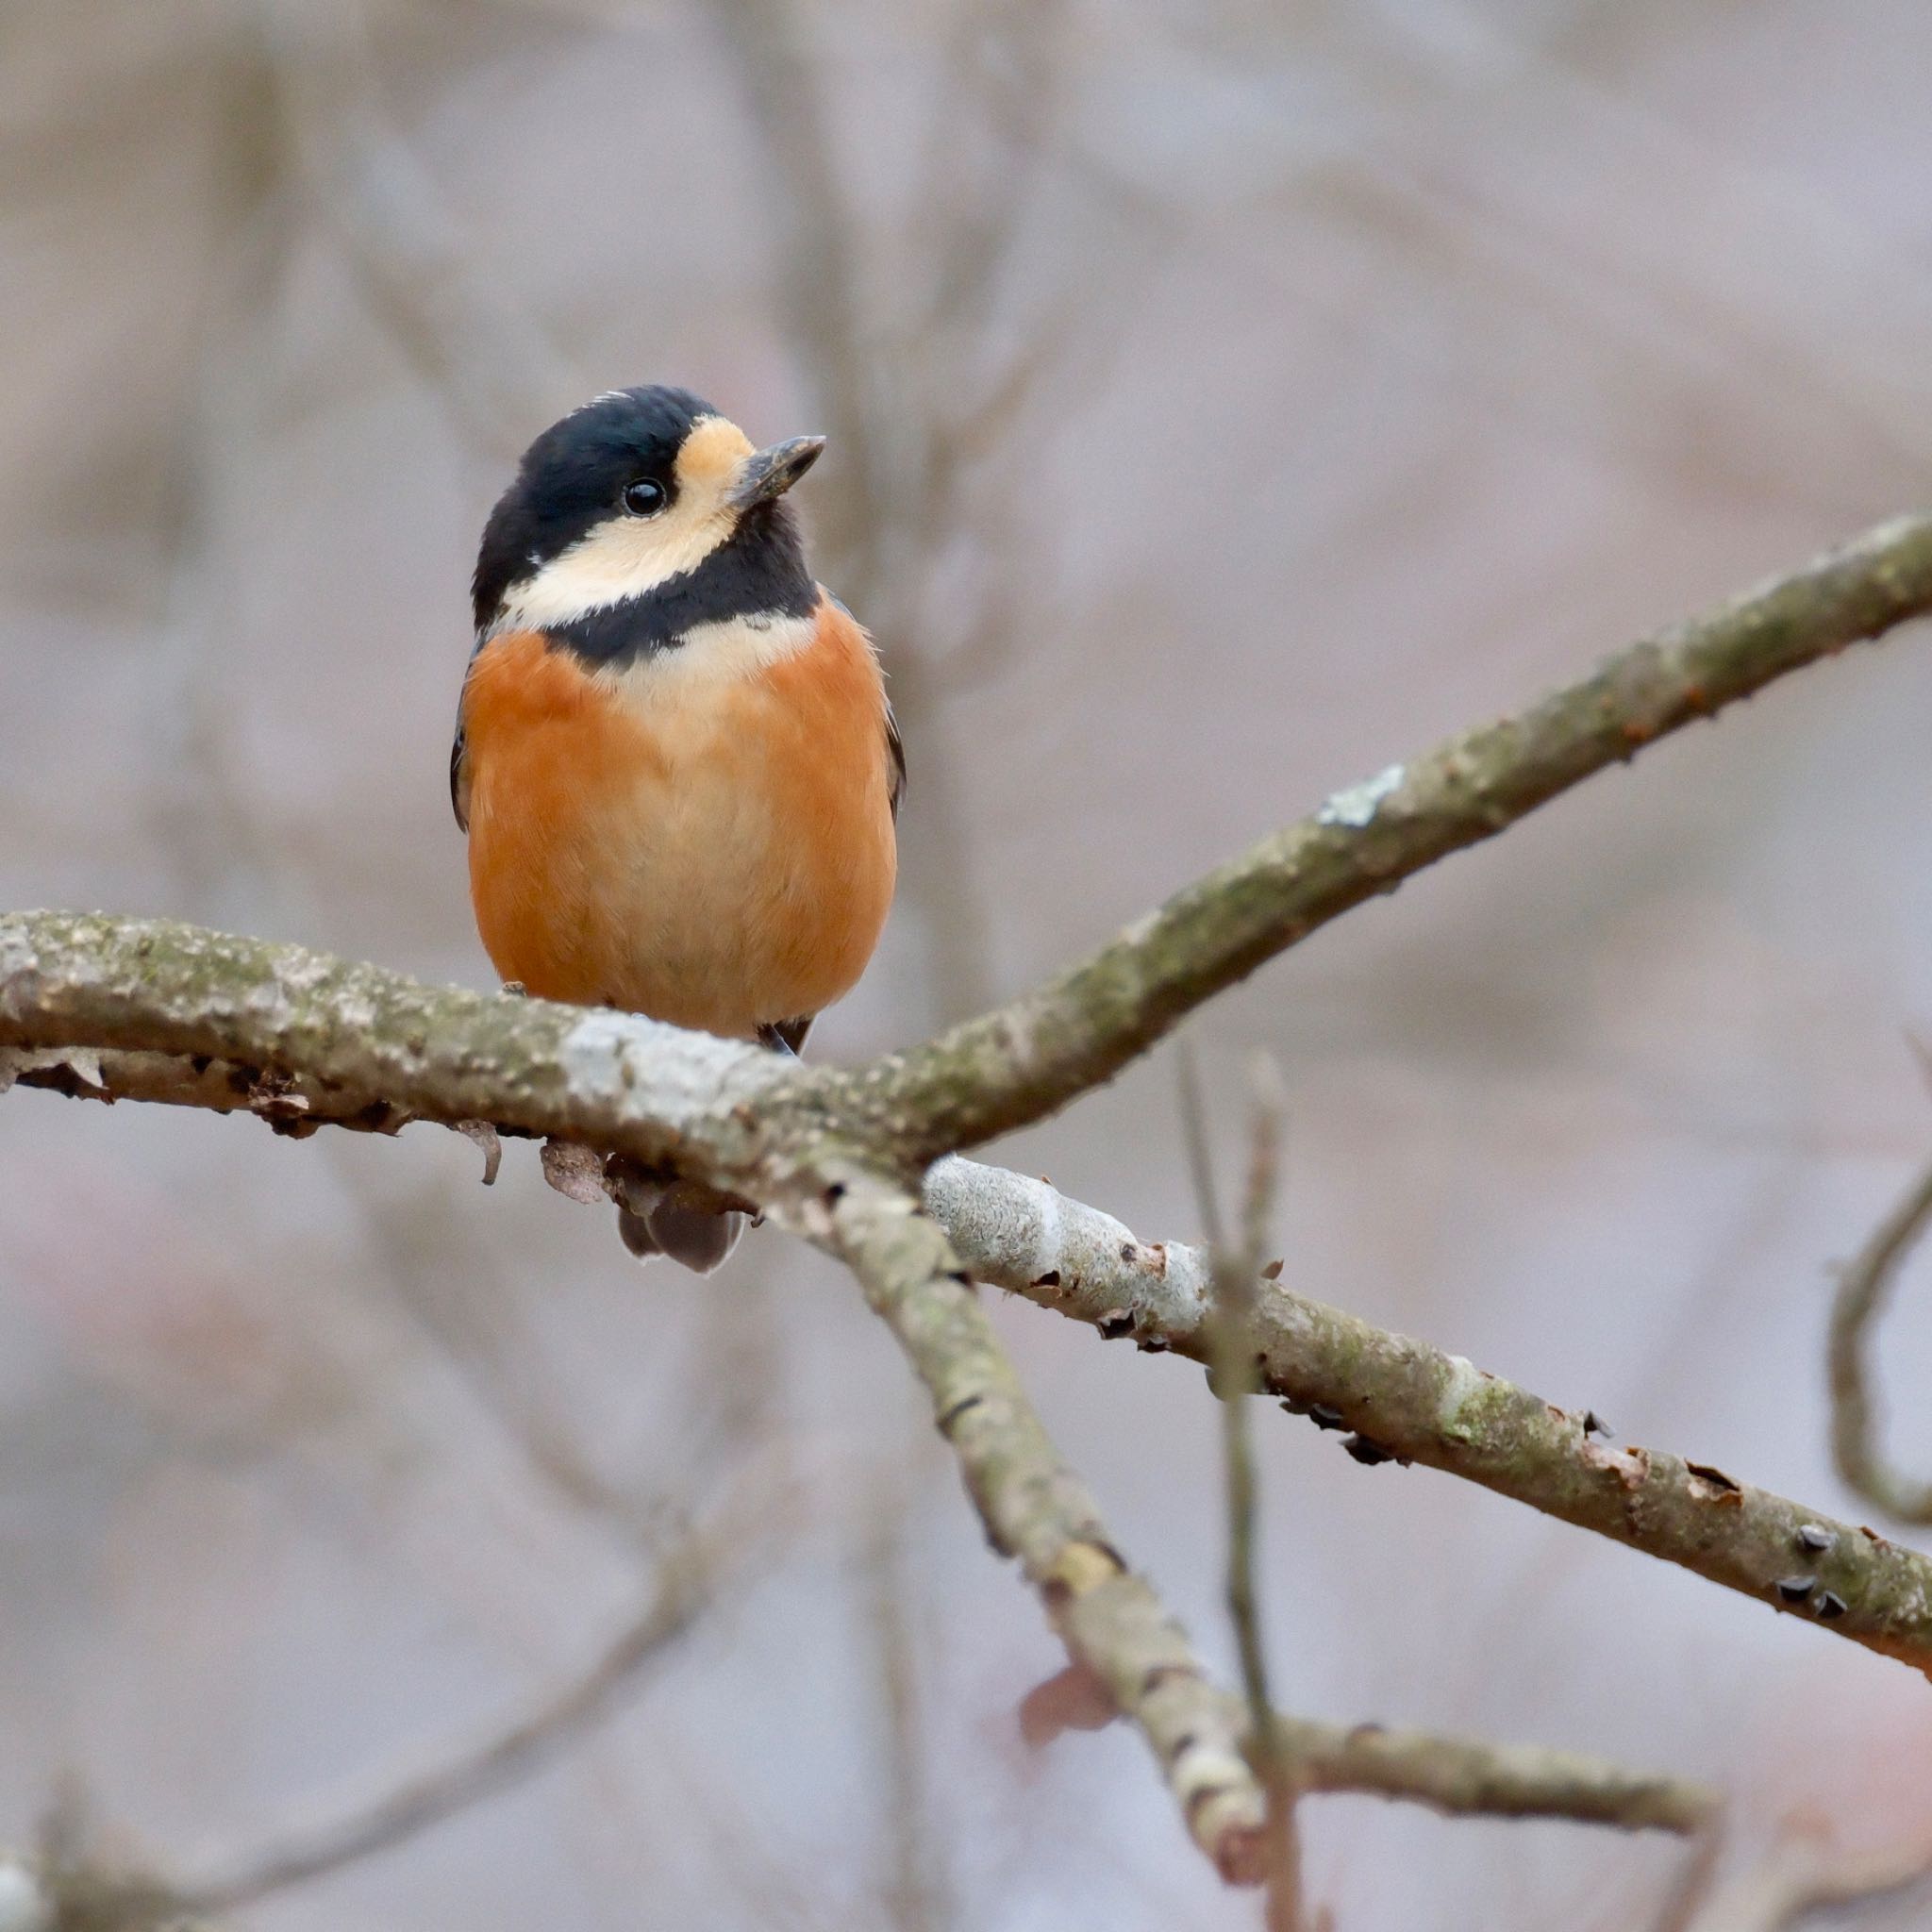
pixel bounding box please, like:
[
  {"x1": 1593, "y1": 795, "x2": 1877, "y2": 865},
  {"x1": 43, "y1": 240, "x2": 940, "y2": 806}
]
[{"x1": 729, "y1": 435, "x2": 825, "y2": 510}]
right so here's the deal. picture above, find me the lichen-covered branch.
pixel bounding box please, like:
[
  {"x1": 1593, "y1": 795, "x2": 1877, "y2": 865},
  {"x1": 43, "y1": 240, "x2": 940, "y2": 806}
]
[
  {"x1": 1826, "y1": 1154, "x2": 1932, "y2": 1524},
  {"x1": 1021, "y1": 1658, "x2": 1710, "y2": 1836},
  {"x1": 6, "y1": 1037, "x2": 1722, "y2": 1849},
  {"x1": 0, "y1": 929, "x2": 1272, "y2": 1883},
  {"x1": 924, "y1": 1158, "x2": 1932, "y2": 1673},
  {"x1": 14, "y1": 983, "x2": 1932, "y2": 1679},
  {"x1": 833, "y1": 512, "x2": 1932, "y2": 1158},
  {"x1": 0, "y1": 913, "x2": 790, "y2": 1190},
  {"x1": 813, "y1": 1162, "x2": 1269, "y2": 1883}
]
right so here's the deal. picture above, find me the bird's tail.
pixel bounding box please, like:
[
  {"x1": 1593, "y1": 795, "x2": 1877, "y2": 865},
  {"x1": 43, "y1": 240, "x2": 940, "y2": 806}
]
[
  {"x1": 614, "y1": 1177, "x2": 744, "y2": 1274},
  {"x1": 609, "y1": 1024, "x2": 805, "y2": 1273}
]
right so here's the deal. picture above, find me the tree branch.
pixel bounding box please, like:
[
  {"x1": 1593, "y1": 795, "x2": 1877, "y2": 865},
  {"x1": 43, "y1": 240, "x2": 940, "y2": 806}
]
[
  {"x1": 831, "y1": 512, "x2": 1932, "y2": 1158},
  {"x1": 1827, "y1": 1154, "x2": 1932, "y2": 1523},
  {"x1": 10, "y1": 510, "x2": 1932, "y2": 1891},
  {"x1": 924, "y1": 1158, "x2": 1932, "y2": 1673},
  {"x1": 0, "y1": 915, "x2": 789, "y2": 1189},
  {"x1": 1276, "y1": 1716, "x2": 1713, "y2": 1832},
  {"x1": 818, "y1": 1162, "x2": 1269, "y2": 1883},
  {"x1": 1195, "y1": 1058, "x2": 1305, "y2": 1925}
]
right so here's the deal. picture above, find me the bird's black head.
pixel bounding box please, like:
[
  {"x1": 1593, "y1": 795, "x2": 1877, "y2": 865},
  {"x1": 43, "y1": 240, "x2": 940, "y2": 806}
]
[{"x1": 471, "y1": 386, "x2": 826, "y2": 650}]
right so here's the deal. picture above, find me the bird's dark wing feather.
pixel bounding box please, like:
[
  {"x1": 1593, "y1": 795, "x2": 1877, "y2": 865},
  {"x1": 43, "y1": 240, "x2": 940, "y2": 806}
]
[
  {"x1": 885, "y1": 702, "x2": 905, "y2": 823},
  {"x1": 449, "y1": 715, "x2": 470, "y2": 831}
]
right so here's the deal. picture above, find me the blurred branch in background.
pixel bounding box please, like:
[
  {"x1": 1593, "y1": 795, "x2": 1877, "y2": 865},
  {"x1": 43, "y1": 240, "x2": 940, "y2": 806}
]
[
  {"x1": 862, "y1": 1477, "x2": 954, "y2": 1932},
  {"x1": 0, "y1": 1467, "x2": 787, "y2": 1931},
  {"x1": 1666, "y1": 1813, "x2": 1932, "y2": 1932},
  {"x1": 709, "y1": 0, "x2": 1134, "y2": 1022},
  {"x1": 1826, "y1": 1151, "x2": 1932, "y2": 1524},
  {"x1": 258, "y1": 0, "x2": 581, "y2": 460},
  {"x1": 1187, "y1": 1050, "x2": 1306, "y2": 1928},
  {"x1": 175, "y1": 1468, "x2": 780, "y2": 1917}
]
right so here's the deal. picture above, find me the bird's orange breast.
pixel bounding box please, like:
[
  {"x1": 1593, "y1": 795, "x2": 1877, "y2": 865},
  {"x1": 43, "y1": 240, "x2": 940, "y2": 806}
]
[{"x1": 459, "y1": 602, "x2": 897, "y2": 1037}]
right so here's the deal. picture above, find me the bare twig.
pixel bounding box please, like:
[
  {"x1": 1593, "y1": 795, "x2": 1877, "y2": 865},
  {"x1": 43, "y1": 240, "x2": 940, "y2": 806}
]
[
  {"x1": 1196, "y1": 1058, "x2": 1303, "y2": 1928},
  {"x1": 1018, "y1": 1659, "x2": 1711, "y2": 1838},
  {"x1": 704, "y1": 0, "x2": 882, "y2": 593},
  {"x1": 1827, "y1": 1155, "x2": 1932, "y2": 1523},
  {"x1": 863, "y1": 1479, "x2": 952, "y2": 1932},
  {"x1": 1277, "y1": 1716, "x2": 1713, "y2": 1832},
  {"x1": 258, "y1": 0, "x2": 577, "y2": 461},
  {"x1": 707, "y1": 0, "x2": 1086, "y2": 1024}
]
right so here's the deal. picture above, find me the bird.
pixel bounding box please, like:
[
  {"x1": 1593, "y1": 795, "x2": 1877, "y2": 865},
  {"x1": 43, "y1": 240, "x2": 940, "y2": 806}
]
[{"x1": 451, "y1": 385, "x2": 902, "y2": 1270}]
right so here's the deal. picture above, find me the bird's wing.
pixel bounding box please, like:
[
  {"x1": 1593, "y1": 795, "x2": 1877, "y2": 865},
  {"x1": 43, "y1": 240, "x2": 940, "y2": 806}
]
[
  {"x1": 823, "y1": 588, "x2": 905, "y2": 824},
  {"x1": 885, "y1": 701, "x2": 906, "y2": 824},
  {"x1": 449, "y1": 713, "x2": 471, "y2": 831}
]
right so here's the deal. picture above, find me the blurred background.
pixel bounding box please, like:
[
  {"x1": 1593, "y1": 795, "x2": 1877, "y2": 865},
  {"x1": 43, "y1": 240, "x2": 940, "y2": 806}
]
[{"x1": 8, "y1": 1, "x2": 1932, "y2": 1925}]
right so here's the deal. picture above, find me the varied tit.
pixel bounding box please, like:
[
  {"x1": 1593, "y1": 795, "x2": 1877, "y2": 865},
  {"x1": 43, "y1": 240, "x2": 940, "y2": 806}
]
[{"x1": 452, "y1": 385, "x2": 902, "y2": 1270}]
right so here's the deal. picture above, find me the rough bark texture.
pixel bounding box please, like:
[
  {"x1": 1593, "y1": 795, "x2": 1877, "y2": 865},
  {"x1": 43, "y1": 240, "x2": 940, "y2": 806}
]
[
  {"x1": 925, "y1": 1158, "x2": 1932, "y2": 1671},
  {"x1": 821, "y1": 1165, "x2": 1268, "y2": 1881}
]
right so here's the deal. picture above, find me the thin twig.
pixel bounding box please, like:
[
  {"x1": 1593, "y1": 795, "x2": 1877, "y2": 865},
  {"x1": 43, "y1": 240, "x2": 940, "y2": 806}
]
[
  {"x1": 1826, "y1": 1154, "x2": 1932, "y2": 1522},
  {"x1": 258, "y1": 0, "x2": 577, "y2": 461},
  {"x1": 1174, "y1": 1040, "x2": 1224, "y2": 1253},
  {"x1": 863, "y1": 1477, "x2": 952, "y2": 1932},
  {"x1": 175, "y1": 1480, "x2": 774, "y2": 1915},
  {"x1": 1201, "y1": 1058, "x2": 1303, "y2": 1928},
  {"x1": 1275, "y1": 1716, "x2": 1713, "y2": 1832}
]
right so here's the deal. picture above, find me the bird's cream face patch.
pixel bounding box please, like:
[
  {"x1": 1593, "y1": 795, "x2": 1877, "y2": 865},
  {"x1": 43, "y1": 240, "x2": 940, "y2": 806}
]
[{"x1": 488, "y1": 414, "x2": 758, "y2": 635}]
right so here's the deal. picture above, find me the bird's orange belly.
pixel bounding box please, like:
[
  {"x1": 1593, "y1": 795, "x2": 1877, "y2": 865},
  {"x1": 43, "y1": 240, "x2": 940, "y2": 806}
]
[{"x1": 461, "y1": 628, "x2": 895, "y2": 1038}]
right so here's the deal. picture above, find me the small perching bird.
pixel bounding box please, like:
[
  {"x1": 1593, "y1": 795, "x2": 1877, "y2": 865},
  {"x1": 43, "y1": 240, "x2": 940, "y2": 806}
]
[{"x1": 452, "y1": 386, "x2": 902, "y2": 1269}]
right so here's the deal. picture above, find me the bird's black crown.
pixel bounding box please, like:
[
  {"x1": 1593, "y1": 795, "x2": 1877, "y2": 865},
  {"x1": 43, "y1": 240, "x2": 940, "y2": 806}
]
[{"x1": 471, "y1": 385, "x2": 717, "y2": 628}]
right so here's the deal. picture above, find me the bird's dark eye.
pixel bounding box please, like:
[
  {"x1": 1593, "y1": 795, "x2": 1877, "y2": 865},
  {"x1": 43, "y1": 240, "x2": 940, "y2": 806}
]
[{"x1": 622, "y1": 478, "x2": 669, "y2": 518}]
